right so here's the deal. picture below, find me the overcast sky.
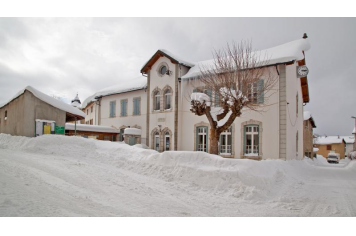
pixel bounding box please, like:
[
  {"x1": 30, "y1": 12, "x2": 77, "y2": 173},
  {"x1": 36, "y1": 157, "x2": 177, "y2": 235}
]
[{"x1": 0, "y1": 18, "x2": 355, "y2": 136}]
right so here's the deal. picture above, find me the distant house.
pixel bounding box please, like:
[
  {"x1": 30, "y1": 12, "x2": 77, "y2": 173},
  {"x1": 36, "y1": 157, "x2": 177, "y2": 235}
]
[
  {"x1": 314, "y1": 136, "x2": 346, "y2": 158},
  {"x1": 0, "y1": 86, "x2": 85, "y2": 137},
  {"x1": 342, "y1": 136, "x2": 355, "y2": 157},
  {"x1": 303, "y1": 111, "x2": 316, "y2": 158},
  {"x1": 65, "y1": 123, "x2": 119, "y2": 141}
]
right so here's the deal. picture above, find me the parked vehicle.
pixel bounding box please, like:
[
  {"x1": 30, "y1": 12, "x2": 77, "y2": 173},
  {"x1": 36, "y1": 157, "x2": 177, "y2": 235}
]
[{"x1": 327, "y1": 153, "x2": 340, "y2": 164}]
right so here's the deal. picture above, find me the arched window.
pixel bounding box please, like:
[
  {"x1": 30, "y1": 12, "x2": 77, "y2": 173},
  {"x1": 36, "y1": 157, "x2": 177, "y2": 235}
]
[
  {"x1": 154, "y1": 131, "x2": 160, "y2": 151},
  {"x1": 164, "y1": 89, "x2": 172, "y2": 110},
  {"x1": 154, "y1": 91, "x2": 160, "y2": 111},
  {"x1": 164, "y1": 131, "x2": 170, "y2": 151}
]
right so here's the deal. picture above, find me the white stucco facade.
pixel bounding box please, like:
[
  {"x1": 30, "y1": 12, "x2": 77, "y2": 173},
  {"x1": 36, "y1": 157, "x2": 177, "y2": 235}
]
[{"x1": 83, "y1": 37, "x2": 311, "y2": 160}]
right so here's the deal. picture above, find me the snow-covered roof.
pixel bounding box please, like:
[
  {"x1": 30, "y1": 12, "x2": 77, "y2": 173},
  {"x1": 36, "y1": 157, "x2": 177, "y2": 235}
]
[
  {"x1": 303, "y1": 111, "x2": 316, "y2": 128},
  {"x1": 353, "y1": 128, "x2": 355, "y2": 134},
  {"x1": 314, "y1": 136, "x2": 345, "y2": 145},
  {"x1": 0, "y1": 86, "x2": 85, "y2": 118},
  {"x1": 124, "y1": 128, "x2": 142, "y2": 136},
  {"x1": 141, "y1": 49, "x2": 195, "y2": 73},
  {"x1": 65, "y1": 123, "x2": 119, "y2": 133},
  {"x1": 81, "y1": 76, "x2": 147, "y2": 109},
  {"x1": 181, "y1": 38, "x2": 311, "y2": 80},
  {"x1": 341, "y1": 136, "x2": 355, "y2": 144}
]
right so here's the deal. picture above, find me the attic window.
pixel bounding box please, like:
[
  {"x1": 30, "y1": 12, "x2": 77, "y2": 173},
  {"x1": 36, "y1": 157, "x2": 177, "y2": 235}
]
[
  {"x1": 4, "y1": 110, "x2": 7, "y2": 120},
  {"x1": 160, "y1": 66, "x2": 167, "y2": 75}
]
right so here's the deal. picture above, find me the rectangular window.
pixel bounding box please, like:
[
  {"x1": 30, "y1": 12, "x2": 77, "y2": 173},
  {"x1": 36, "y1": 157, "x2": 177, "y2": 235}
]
[
  {"x1": 133, "y1": 98, "x2": 140, "y2": 115},
  {"x1": 91, "y1": 106, "x2": 93, "y2": 113},
  {"x1": 109, "y1": 101, "x2": 116, "y2": 117},
  {"x1": 219, "y1": 126, "x2": 232, "y2": 155},
  {"x1": 121, "y1": 100, "x2": 128, "y2": 116},
  {"x1": 90, "y1": 119, "x2": 93, "y2": 125},
  {"x1": 327, "y1": 145, "x2": 332, "y2": 150},
  {"x1": 196, "y1": 126, "x2": 208, "y2": 152},
  {"x1": 5, "y1": 110, "x2": 7, "y2": 120},
  {"x1": 244, "y1": 125, "x2": 259, "y2": 156},
  {"x1": 248, "y1": 80, "x2": 264, "y2": 104}
]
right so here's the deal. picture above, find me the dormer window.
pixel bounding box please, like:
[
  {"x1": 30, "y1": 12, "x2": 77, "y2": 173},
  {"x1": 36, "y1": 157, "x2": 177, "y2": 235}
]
[{"x1": 160, "y1": 65, "x2": 167, "y2": 75}]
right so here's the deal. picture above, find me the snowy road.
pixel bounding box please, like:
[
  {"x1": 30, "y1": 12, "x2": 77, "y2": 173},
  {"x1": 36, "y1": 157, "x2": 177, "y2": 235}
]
[{"x1": 0, "y1": 134, "x2": 356, "y2": 216}]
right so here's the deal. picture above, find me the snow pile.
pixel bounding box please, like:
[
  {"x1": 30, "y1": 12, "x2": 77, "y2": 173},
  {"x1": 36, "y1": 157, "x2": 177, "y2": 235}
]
[
  {"x1": 182, "y1": 38, "x2": 311, "y2": 80},
  {"x1": 0, "y1": 86, "x2": 85, "y2": 118},
  {"x1": 65, "y1": 123, "x2": 119, "y2": 133},
  {"x1": 124, "y1": 128, "x2": 142, "y2": 135},
  {"x1": 341, "y1": 136, "x2": 355, "y2": 144},
  {"x1": 81, "y1": 76, "x2": 147, "y2": 109},
  {"x1": 191, "y1": 92, "x2": 211, "y2": 106},
  {"x1": 2, "y1": 133, "x2": 356, "y2": 216}
]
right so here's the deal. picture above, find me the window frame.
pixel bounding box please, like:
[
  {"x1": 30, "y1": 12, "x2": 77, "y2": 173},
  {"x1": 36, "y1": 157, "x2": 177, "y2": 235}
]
[
  {"x1": 109, "y1": 101, "x2": 116, "y2": 118},
  {"x1": 244, "y1": 124, "x2": 259, "y2": 156}
]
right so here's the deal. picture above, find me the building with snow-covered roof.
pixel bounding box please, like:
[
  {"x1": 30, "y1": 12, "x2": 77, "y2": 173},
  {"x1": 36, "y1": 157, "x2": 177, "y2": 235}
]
[
  {"x1": 341, "y1": 135, "x2": 355, "y2": 157},
  {"x1": 0, "y1": 86, "x2": 85, "y2": 137},
  {"x1": 303, "y1": 111, "x2": 316, "y2": 158},
  {"x1": 314, "y1": 136, "x2": 346, "y2": 158},
  {"x1": 83, "y1": 35, "x2": 312, "y2": 160},
  {"x1": 65, "y1": 123, "x2": 119, "y2": 141}
]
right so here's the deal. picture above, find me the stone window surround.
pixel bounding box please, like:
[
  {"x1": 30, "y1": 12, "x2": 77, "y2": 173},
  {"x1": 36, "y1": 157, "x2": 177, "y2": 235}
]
[
  {"x1": 120, "y1": 98, "x2": 128, "y2": 117},
  {"x1": 162, "y1": 85, "x2": 173, "y2": 111},
  {"x1": 132, "y1": 97, "x2": 141, "y2": 116},
  {"x1": 240, "y1": 119, "x2": 263, "y2": 160},
  {"x1": 150, "y1": 127, "x2": 173, "y2": 152},
  {"x1": 194, "y1": 121, "x2": 210, "y2": 153},
  {"x1": 151, "y1": 85, "x2": 173, "y2": 113},
  {"x1": 219, "y1": 124, "x2": 235, "y2": 158},
  {"x1": 193, "y1": 121, "x2": 235, "y2": 158},
  {"x1": 156, "y1": 62, "x2": 169, "y2": 77}
]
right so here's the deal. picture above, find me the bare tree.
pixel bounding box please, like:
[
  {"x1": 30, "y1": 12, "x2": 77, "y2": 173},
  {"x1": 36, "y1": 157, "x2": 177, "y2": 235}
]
[{"x1": 190, "y1": 40, "x2": 278, "y2": 155}]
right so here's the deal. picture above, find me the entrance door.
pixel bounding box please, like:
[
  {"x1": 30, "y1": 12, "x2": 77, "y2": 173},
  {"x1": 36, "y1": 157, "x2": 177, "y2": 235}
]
[
  {"x1": 129, "y1": 136, "x2": 136, "y2": 146},
  {"x1": 154, "y1": 132, "x2": 160, "y2": 151},
  {"x1": 43, "y1": 124, "x2": 51, "y2": 134}
]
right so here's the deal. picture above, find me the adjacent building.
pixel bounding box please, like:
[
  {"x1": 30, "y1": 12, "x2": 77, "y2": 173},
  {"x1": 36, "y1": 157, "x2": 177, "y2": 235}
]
[
  {"x1": 83, "y1": 35, "x2": 312, "y2": 160},
  {"x1": 314, "y1": 136, "x2": 346, "y2": 158},
  {"x1": 303, "y1": 111, "x2": 316, "y2": 158},
  {"x1": 65, "y1": 123, "x2": 119, "y2": 141},
  {"x1": 0, "y1": 86, "x2": 85, "y2": 137}
]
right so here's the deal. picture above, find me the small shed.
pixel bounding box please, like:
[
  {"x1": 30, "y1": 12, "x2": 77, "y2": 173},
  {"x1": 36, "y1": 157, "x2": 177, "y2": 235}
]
[
  {"x1": 65, "y1": 123, "x2": 120, "y2": 141},
  {"x1": 124, "y1": 128, "x2": 142, "y2": 145}
]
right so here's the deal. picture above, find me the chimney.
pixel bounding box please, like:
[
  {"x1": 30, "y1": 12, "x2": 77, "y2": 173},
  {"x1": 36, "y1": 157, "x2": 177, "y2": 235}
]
[{"x1": 303, "y1": 33, "x2": 308, "y2": 39}]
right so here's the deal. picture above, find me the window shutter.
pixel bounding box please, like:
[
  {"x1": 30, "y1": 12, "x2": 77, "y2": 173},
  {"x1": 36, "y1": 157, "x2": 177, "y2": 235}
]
[
  {"x1": 124, "y1": 100, "x2": 128, "y2": 116},
  {"x1": 257, "y1": 79, "x2": 264, "y2": 104},
  {"x1": 206, "y1": 89, "x2": 212, "y2": 102},
  {"x1": 195, "y1": 127, "x2": 199, "y2": 151},
  {"x1": 120, "y1": 100, "x2": 124, "y2": 116}
]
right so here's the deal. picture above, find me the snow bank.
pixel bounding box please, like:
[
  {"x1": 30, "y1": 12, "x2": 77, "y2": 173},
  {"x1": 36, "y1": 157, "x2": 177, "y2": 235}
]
[
  {"x1": 0, "y1": 133, "x2": 335, "y2": 201},
  {"x1": 0, "y1": 86, "x2": 85, "y2": 118}
]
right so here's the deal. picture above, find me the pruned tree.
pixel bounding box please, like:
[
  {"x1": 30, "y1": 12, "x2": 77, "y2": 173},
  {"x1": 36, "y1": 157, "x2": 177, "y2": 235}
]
[{"x1": 190, "y1": 40, "x2": 278, "y2": 155}]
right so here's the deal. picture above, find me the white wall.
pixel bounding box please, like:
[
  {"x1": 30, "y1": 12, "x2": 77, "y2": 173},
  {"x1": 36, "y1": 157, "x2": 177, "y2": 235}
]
[
  {"x1": 84, "y1": 102, "x2": 99, "y2": 125},
  {"x1": 178, "y1": 67, "x2": 281, "y2": 159},
  {"x1": 100, "y1": 89, "x2": 147, "y2": 143},
  {"x1": 285, "y1": 62, "x2": 304, "y2": 160}
]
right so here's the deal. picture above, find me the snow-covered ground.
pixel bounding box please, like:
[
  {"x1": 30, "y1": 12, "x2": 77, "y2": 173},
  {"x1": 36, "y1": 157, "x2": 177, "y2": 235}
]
[{"x1": 1, "y1": 133, "x2": 356, "y2": 216}]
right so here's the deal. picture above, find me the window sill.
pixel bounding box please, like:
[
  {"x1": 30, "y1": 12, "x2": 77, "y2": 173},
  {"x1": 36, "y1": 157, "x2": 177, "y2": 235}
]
[
  {"x1": 241, "y1": 155, "x2": 261, "y2": 160},
  {"x1": 132, "y1": 114, "x2": 141, "y2": 116},
  {"x1": 109, "y1": 116, "x2": 116, "y2": 118}
]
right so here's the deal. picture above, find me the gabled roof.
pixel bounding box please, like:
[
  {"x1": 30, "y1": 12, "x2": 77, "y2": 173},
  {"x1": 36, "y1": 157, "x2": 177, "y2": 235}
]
[
  {"x1": 141, "y1": 49, "x2": 194, "y2": 74},
  {"x1": 303, "y1": 111, "x2": 316, "y2": 128},
  {"x1": 341, "y1": 136, "x2": 355, "y2": 144},
  {"x1": 0, "y1": 86, "x2": 85, "y2": 120}
]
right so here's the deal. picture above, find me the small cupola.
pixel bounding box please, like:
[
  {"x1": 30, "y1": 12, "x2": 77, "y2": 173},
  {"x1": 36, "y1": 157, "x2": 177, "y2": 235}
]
[{"x1": 71, "y1": 93, "x2": 81, "y2": 108}]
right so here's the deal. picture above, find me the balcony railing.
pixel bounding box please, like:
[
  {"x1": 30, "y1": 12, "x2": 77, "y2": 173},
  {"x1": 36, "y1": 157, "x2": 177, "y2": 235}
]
[
  {"x1": 245, "y1": 145, "x2": 259, "y2": 154},
  {"x1": 219, "y1": 145, "x2": 232, "y2": 155}
]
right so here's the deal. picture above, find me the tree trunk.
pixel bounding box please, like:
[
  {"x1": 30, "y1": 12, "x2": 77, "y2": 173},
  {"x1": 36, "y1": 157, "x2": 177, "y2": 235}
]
[{"x1": 209, "y1": 128, "x2": 219, "y2": 155}]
